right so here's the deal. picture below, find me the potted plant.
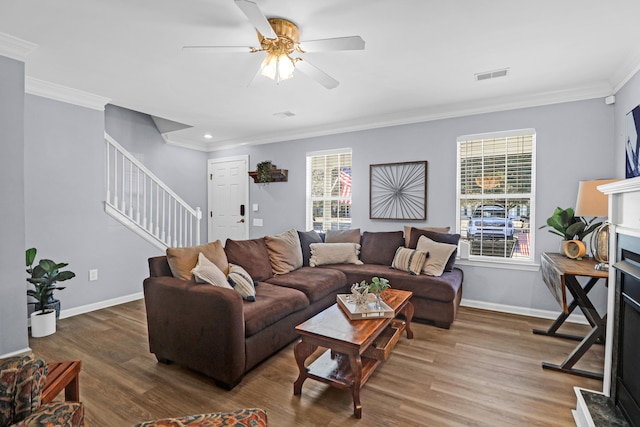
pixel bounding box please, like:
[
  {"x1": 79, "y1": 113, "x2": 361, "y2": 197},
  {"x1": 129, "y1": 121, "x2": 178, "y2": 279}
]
[
  {"x1": 540, "y1": 207, "x2": 602, "y2": 258},
  {"x1": 256, "y1": 160, "x2": 273, "y2": 183},
  {"x1": 26, "y1": 248, "x2": 76, "y2": 337},
  {"x1": 353, "y1": 277, "x2": 390, "y2": 309}
]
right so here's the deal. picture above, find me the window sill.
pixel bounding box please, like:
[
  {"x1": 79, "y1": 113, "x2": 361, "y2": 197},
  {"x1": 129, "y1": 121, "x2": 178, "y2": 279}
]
[{"x1": 456, "y1": 257, "x2": 540, "y2": 272}]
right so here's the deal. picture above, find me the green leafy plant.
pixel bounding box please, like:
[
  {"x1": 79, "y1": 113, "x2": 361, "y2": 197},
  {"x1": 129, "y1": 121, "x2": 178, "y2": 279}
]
[
  {"x1": 360, "y1": 276, "x2": 391, "y2": 294},
  {"x1": 539, "y1": 207, "x2": 602, "y2": 241},
  {"x1": 256, "y1": 160, "x2": 273, "y2": 183},
  {"x1": 26, "y1": 248, "x2": 76, "y2": 313}
]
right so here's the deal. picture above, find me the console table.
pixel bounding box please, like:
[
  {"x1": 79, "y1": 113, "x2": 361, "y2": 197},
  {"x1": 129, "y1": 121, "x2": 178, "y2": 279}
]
[{"x1": 534, "y1": 252, "x2": 608, "y2": 380}]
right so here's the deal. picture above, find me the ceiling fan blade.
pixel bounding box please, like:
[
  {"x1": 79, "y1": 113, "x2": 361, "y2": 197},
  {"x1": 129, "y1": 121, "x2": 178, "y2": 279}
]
[
  {"x1": 182, "y1": 45, "x2": 256, "y2": 53},
  {"x1": 295, "y1": 60, "x2": 339, "y2": 89},
  {"x1": 299, "y1": 36, "x2": 365, "y2": 53},
  {"x1": 234, "y1": 0, "x2": 277, "y2": 39}
]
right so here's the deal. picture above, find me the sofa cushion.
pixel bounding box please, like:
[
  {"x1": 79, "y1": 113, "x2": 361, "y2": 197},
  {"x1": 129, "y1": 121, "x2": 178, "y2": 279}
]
[
  {"x1": 243, "y1": 283, "x2": 308, "y2": 337},
  {"x1": 265, "y1": 266, "x2": 347, "y2": 303},
  {"x1": 325, "y1": 228, "x2": 361, "y2": 244},
  {"x1": 408, "y1": 228, "x2": 460, "y2": 272},
  {"x1": 359, "y1": 231, "x2": 404, "y2": 265},
  {"x1": 227, "y1": 264, "x2": 257, "y2": 301},
  {"x1": 297, "y1": 230, "x2": 323, "y2": 267},
  {"x1": 224, "y1": 238, "x2": 273, "y2": 282},
  {"x1": 167, "y1": 240, "x2": 228, "y2": 280},
  {"x1": 192, "y1": 253, "x2": 232, "y2": 288},
  {"x1": 404, "y1": 225, "x2": 451, "y2": 247},
  {"x1": 416, "y1": 235, "x2": 458, "y2": 276},
  {"x1": 309, "y1": 243, "x2": 363, "y2": 267},
  {"x1": 320, "y1": 263, "x2": 463, "y2": 303},
  {"x1": 391, "y1": 247, "x2": 428, "y2": 275},
  {"x1": 265, "y1": 229, "x2": 303, "y2": 275}
]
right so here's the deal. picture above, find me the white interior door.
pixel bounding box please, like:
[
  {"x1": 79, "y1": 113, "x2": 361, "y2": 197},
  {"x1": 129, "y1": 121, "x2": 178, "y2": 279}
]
[{"x1": 207, "y1": 155, "x2": 249, "y2": 243}]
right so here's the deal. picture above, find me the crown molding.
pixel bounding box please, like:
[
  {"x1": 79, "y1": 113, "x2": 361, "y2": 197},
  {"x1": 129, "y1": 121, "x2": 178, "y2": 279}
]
[
  {"x1": 25, "y1": 77, "x2": 111, "y2": 111},
  {"x1": 0, "y1": 32, "x2": 37, "y2": 61}
]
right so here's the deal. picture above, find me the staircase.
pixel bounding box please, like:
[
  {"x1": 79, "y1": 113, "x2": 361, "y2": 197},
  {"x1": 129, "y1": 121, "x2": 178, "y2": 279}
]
[{"x1": 103, "y1": 132, "x2": 201, "y2": 250}]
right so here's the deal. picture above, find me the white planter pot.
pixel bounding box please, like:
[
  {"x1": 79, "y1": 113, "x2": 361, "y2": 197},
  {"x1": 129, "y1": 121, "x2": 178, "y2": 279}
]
[{"x1": 30, "y1": 310, "x2": 56, "y2": 337}]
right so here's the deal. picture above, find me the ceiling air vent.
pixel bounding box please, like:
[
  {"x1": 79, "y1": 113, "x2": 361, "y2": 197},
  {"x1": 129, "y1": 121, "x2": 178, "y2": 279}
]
[
  {"x1": 475, "y1": 68, "x2": 509, "y2": 81},
  {"x1": 273, "y1": 111, "x2": 296, "y2": 118}
]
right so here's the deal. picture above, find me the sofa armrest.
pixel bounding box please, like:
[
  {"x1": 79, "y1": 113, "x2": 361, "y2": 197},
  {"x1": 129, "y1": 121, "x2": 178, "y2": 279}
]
[{"x1": 143, "y1": 276, "x2": 246, "y2": 388}]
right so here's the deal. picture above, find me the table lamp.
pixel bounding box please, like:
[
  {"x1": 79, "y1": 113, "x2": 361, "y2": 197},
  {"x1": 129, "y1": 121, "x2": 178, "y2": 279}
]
[{"x1": 575, "y1": 178, "x2": 619, "y2": 270}]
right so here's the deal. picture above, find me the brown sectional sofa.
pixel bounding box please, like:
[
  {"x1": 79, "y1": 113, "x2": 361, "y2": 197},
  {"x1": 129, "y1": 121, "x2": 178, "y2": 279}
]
[{"x1": 143, "y1": 228, "x2": 463, "y2": 389}]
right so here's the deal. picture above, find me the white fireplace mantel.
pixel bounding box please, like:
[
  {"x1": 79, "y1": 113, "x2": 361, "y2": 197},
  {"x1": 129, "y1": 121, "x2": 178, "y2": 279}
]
[{"x1": 573, "y1": 176, "x2": 640, "y2": 427}]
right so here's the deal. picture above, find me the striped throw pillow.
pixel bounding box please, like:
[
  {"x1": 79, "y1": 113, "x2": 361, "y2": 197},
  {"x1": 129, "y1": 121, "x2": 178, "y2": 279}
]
[
  {"x1": 227, "y1": 263, "x2": 257, "y2": 301},
  {"x1": 391, "y1": 247, "x2": 428, "y2": 275}
]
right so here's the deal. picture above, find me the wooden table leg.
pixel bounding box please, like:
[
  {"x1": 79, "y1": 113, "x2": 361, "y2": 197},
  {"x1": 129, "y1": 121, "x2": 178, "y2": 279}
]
[
  {"x1": 293, "y1": 339, "x2": 317, "y2": 395},
  {"x1": 348, "y1": 353, "x2": 363, "y2": 418},
  {"x1": 402, "y1": 301, "x2": 414, "y2": 339}
]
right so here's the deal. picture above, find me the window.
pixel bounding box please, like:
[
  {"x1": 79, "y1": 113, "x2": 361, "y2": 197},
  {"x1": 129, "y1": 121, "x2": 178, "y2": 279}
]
[
  {"x1": 457, "y1": 129, "x2": 535, "y2": 262},
  {"x1": 306, "y1": 149, "x2": 352, "y2": 231}
]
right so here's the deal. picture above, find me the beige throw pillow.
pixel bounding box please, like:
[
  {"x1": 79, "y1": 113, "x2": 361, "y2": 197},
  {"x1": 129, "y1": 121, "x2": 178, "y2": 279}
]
[
  {"x1": 404, "y1": 226, "x2": 451, "y2": 247},
  {"x1": 325, "y1": 228, "x2": 361, "y2": 244},
  {"x1": 191, "y1": 253, "x2": 232, "y2": 288},
  {"x1": 416, "y1": 235, "x2": 458, "y2": 276},
  {"x1": 391, "y1": 247, "x2": 428, "y2": 275},
  {"x1": 166, "y1": 240, "x2": 228, "y2": 280},
  {"x1": 265, "y1": 229, "x2": 303, "y2": 275},
  {"x1": 309, "y1": 243, "x2": 363, "y2": 267}
]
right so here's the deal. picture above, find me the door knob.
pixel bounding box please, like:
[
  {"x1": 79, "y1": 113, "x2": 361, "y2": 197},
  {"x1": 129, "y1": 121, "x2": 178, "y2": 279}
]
[{"x1": 237, "y1": 219, "x2": 245, "y2": 223}]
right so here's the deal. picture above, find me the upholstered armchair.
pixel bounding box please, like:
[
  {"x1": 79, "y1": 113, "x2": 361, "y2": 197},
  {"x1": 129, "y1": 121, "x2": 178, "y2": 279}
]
[{"x1": 0, "y1": 354, "x2": 84, "y2": 427}]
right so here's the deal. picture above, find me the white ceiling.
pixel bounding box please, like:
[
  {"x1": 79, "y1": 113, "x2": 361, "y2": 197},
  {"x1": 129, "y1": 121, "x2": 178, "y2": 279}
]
[{"x1": 2, "y1": 0, "x2": 640, "y2": 150}]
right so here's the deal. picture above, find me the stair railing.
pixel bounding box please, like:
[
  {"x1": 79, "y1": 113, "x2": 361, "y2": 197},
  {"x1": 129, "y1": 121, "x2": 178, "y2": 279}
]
[{"x1": 104, "y1": 132, "x2": 201, "y2": 250}]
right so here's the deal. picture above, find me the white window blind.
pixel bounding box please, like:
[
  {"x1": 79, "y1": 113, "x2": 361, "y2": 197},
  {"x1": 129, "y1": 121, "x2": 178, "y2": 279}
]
[
  {"x1": 457, "y1": 130, "x2": 536, "y2": 261},
  {"x1": 306, "y1": 149, "x2": 352, "y2": 231}
]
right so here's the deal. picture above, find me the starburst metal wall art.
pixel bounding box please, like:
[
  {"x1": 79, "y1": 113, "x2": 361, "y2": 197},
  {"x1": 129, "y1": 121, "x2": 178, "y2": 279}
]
[{"x1": 369, "y1": 161, "x2": 427, "y2": 220}]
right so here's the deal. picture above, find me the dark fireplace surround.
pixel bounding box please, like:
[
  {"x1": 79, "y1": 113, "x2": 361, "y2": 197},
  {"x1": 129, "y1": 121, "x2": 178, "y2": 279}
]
[{"x1": 611, "y1": 233, "x2": 640, "y2": 426}]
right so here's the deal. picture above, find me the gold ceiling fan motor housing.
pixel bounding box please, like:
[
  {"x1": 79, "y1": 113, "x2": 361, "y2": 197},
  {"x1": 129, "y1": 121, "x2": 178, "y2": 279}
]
[{"x1": 257, "y1": 18, "x2": 302, "y2": 56}]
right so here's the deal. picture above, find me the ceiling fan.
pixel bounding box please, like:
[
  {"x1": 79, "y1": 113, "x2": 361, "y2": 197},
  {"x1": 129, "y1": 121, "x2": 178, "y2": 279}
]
[{"x1": 183, "y1": 0, "x2": 365, "y2": 89}]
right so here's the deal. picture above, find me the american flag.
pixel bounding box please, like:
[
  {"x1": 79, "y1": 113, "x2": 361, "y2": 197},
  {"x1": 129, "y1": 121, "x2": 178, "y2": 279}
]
[{"x1": 339, "y1": 167, "x2": 352, "y2": 202}]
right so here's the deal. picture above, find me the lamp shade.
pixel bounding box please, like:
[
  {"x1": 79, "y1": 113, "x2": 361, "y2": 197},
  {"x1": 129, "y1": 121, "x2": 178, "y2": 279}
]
[{"x1": 575, "y1": 179, "x2": 619, "y2": 217}]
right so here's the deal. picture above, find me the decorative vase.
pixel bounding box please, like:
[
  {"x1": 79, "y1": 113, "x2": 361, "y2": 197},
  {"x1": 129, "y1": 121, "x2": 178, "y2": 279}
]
[
  {"x1": 373, "y1": 293, "x2": 383, "y2": 310},
  {"x1": 30, "y1": 310, "x2": 56, "y2": 337},
  {"x1": 561, "y1": 239, "x2": 586, "y2": 259}
]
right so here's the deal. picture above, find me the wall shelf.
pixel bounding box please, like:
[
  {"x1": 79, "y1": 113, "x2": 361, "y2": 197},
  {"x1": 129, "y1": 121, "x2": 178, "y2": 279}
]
[{"x1": 248, "y1": 169, "x2": 288, "y2": 183}]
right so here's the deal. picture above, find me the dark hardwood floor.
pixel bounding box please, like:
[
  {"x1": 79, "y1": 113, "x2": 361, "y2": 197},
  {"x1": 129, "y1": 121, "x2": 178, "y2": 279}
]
[{"x1": 29, "y1": 300, "x2": 603, "y2": 426}]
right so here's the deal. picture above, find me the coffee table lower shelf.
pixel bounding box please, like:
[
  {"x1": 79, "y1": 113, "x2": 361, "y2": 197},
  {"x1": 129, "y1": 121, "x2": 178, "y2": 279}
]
[{"x1": 305, "y1": 350, "x2": 380, "y2": 390}]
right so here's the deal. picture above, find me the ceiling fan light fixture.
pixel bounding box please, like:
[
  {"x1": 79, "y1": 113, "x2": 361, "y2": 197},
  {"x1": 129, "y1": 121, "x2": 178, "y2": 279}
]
[{"x1": 261, "y1": 52, "x2": 295, "y2": 82}]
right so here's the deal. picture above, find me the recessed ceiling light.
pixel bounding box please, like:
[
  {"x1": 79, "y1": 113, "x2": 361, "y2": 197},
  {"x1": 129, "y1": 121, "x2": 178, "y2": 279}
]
[
  {"x1": 203, "y1": 133, "x2": 213, "y2": 139},
  {"x1": 475, "y1": 68, "x2": 509, "y2": 81}
]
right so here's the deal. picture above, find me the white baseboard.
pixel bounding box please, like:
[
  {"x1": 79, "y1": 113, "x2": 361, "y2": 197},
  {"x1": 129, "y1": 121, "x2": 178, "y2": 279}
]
[
  {"x1": 460, "y1": 298, "x2": 588, "y2": 325},
  {"x1": 0, "y1": 347, "x2": 33, "y2": 359},
  {"x1": 59, "y1": 292, "x2": 144, "y2": 320}
]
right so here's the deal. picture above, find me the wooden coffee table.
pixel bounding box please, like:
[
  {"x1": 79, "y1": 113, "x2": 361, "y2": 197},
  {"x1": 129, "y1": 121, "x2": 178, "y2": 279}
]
[{"x1": 293, "y1": 289, "x2": 413, "y2": 418}]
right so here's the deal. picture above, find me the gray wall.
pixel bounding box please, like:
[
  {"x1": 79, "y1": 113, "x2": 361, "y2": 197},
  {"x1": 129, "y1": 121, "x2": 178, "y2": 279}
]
[
  {"x1": 0, "y1": 56, "x2": 28, "y2": 356},
  {"x1": 210, "y1": 98, "x2": 616, "y2": 313}
]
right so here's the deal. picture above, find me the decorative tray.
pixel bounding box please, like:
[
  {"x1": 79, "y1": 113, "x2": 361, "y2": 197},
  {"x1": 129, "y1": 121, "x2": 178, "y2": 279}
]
[{"x1": 336, "y1": 294, "x2": 394, "y2": 320}]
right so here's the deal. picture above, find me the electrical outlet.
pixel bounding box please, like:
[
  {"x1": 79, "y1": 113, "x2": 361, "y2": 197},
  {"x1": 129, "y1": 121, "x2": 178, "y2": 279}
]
[{"x1": 89, "y1": 269, "x2": 98, "y2": 281}]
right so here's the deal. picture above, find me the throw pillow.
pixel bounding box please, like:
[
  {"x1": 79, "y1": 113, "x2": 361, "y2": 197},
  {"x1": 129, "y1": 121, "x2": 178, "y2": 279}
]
[
  {"x1": 408, "y1": 228, "x2": 460, "y2": 271},
  {"x1": 191, "y1": 253, "x2": 232, "y2": 288},
  {"x1": 325, "y1": 228, "x2": 361, "y2": 244},
  {"x1": 360, "y1": 231, "x2": 405, "y2": 265},
  {"x1": 391, "y1": 247, "x2": 428, "y2": 275},
  {"x1": 416, "y1": 235, "x2": 458, "y2": 276},
  {"x1": 265, "y1": 229, "x2": 303, "y2": 275},
  {"x1": 166, "y1": 240, "x2": 228, "y2": 280},
  {"x1": 297, "y1": 230, "x2": 324, "y2": 267},
  {"x1": 224, "y1": 237, "x2": 273, "y2": 281},
  {"x1": 227, "y1": 263, "x2": 257, "y2": 301},
  {"x1": 404, "y1": 225, "x2": 451, "y2": 247},
  {"x1": 309, "y1": 243, "x2": 363, "y2": 267}
]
